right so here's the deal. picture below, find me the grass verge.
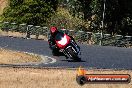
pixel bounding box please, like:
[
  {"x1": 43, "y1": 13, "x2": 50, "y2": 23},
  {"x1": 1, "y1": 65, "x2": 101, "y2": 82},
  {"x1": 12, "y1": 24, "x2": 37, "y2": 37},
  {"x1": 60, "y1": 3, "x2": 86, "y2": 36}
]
[
  {"x1": 0, "y1": 68, "x2": 131, "y2": 88},
  {"x1": 0, "y1": 48, "x2": 42, "y2": 64}
]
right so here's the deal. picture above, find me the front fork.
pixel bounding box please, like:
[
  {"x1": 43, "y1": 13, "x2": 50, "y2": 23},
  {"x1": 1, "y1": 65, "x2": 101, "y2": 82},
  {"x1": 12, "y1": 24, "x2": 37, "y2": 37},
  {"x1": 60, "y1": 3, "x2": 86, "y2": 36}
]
[
  {"x1": 71, "y1": 40, "x2": 81, "y2": 55},
  {"x1": 59, "y1": 49, "x2": 70, "y2": 58},
  {"x1": 60, "y1": 45, "x2": 81, "y2": 59}
]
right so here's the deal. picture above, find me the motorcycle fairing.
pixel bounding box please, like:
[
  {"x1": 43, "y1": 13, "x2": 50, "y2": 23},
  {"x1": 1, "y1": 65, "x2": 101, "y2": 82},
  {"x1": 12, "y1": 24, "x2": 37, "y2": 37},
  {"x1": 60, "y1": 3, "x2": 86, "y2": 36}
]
[{"x1": 55, "y1": 32, "x2": 71, "y2": 49}]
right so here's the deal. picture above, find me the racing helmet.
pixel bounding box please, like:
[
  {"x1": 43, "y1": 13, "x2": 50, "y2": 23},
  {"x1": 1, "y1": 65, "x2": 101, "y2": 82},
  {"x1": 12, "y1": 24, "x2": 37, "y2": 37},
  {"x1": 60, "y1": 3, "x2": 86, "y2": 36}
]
[{"x1": 50, "y1": 26, "x2": 58, "y2": 36}]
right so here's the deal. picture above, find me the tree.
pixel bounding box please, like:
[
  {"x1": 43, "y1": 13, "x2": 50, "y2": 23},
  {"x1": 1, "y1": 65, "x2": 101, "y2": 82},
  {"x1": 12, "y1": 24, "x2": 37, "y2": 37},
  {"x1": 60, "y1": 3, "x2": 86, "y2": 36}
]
[
  {"x1": 3, "y1": 0, "x2": 58, "y2": 26},
  {"x1": 117, "y1": 0, "x2": 132, "y2": 35},
  {"x1": 89, "y1": 0, "x2": 132, "y2": 35}
]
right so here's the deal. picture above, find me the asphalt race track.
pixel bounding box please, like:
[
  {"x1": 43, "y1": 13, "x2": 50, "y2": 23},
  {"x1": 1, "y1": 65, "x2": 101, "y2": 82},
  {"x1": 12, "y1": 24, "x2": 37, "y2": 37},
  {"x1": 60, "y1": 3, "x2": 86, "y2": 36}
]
[{"x1": 0, "y1": 36, "x2": 132, "y2": 69}]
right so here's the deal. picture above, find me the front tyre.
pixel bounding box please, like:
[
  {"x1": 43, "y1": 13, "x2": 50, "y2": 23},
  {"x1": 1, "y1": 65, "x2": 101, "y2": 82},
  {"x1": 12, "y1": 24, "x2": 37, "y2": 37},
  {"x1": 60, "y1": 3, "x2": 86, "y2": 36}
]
[{"x1": 67, "y1": 47, "x2": 81, "y2": 61}]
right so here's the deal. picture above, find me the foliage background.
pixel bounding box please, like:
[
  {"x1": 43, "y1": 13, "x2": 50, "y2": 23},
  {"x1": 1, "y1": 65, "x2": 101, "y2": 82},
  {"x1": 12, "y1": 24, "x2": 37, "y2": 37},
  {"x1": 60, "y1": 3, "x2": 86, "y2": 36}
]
[{"x1": 1, "y1": 0, "x2": 132, "y2": 35}]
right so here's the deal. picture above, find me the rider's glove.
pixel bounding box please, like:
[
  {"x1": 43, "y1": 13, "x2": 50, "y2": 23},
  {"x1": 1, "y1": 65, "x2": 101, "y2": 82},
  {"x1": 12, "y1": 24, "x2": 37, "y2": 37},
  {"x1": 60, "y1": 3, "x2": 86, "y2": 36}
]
[{"x1": 51, "y1": 45, "x2": 56, "y2": 50}]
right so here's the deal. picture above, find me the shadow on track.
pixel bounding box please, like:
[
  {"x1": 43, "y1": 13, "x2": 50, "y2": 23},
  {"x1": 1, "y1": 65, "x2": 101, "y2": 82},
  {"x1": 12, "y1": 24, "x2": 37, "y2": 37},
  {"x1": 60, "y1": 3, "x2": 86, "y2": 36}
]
[{"x1": 61, "y1": 59, "x2": 86, "y2": 62}]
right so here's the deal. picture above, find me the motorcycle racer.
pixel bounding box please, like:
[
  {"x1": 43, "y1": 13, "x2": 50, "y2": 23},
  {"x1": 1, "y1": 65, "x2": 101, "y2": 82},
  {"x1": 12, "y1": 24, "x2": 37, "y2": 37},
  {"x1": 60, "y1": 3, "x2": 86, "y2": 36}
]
[
  {"x1": 48, "y1": 26, "x2": 58, "y2": 50},
  {"x1": 48, "y1": 26, "x2": 80, "y2": 58}
]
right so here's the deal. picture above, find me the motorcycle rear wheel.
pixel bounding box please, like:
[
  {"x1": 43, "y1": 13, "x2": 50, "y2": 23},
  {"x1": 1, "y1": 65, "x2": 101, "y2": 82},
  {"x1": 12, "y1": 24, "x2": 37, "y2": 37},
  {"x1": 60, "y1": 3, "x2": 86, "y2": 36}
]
[{"x1": 52, "y1": 49, "x2": 60, "y2": 56}]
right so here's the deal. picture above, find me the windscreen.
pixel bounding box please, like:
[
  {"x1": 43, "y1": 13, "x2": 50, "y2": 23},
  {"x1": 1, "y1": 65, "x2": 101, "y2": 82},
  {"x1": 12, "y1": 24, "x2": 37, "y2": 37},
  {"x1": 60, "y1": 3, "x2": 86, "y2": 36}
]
[{"x1": 55, "y1": 32, "x2": 64, "y2": 41}]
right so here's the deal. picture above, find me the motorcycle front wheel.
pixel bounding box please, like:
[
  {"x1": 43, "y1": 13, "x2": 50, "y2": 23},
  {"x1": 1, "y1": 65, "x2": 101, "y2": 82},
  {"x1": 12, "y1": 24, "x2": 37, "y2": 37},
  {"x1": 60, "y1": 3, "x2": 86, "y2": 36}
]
[{"x1": 67, "y1": 47, "x2": 81, "y2": 61}]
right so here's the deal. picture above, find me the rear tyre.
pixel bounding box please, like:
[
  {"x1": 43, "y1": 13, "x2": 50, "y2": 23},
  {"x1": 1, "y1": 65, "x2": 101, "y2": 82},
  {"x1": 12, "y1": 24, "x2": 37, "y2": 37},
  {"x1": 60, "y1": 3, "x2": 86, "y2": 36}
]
[
  {"x1": 52, "y1": 49, "x2": 60, "y2": 56},
  {"x1": 67, "y1": 47, "x2": 81, "y2": 61}
]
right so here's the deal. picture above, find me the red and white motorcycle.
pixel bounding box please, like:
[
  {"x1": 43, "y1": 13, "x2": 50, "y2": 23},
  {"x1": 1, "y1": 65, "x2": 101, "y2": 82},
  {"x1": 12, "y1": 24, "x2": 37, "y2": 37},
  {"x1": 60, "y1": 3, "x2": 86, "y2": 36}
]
[{"x1": 50, "y1": 32, "x2": 81, "y2": 61}]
